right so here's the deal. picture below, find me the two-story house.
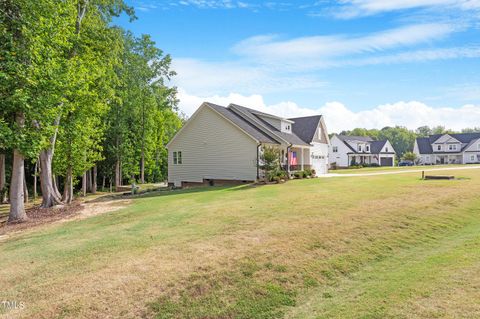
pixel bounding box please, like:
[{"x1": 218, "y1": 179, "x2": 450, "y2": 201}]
[
  {"x1": 329, "y1": 135, "x2": 396, "y2": 168},
  {"x1": 167, "y1": 102, "x2": 330, "y2": 187},
  {"x1": 414, "y1": 133, "x2": 480, "y2": 165}
]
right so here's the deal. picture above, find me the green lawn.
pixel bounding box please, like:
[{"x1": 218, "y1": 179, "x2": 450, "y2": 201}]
[
  {"x1": 332, "y1": 164, "x2": 470, "y2": 174},
  {"x1": 1, "y1": 169, "x2": 480, "y2": 318}
]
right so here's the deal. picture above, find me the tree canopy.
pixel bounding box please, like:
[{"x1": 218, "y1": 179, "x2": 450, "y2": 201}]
[{"x1": 0, "y1": 0, "x2": 182, "y2": 220}]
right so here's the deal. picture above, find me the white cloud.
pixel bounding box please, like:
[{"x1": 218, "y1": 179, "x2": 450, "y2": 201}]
[
  {"x1": 178, "y1": 89, "x2": 480, "y2": 132},
  {"x1": 332, "y1": 0, "x2": 480, "y2": 19},
  {"x1": 171, "y1": 58, "x2": 326, "y2": 95},
  {"x1": 233, "y1": 23, "x2": 458, "y2": 62}
]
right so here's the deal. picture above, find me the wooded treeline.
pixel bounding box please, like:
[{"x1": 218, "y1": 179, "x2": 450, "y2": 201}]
[
  {"x1": 0, "y1": 0, "x2": 183, "y2": 222},
  {"x1": 338, "y1": 125, "x2": 480, "y2": 158}
]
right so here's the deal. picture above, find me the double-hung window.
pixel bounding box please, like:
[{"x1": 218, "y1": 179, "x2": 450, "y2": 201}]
[
  {"x1": 448, "y1": 144, "x2": 457, "y2": 151},
  {"x1": 173, "y1": 151, "x2": 182, "y2": 164},
  {"x1": 333, "y1": 146, "x2": 338, "y2": 153}
]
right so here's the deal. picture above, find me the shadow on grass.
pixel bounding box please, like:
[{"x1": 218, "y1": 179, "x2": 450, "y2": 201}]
[{"x1": 86, "y1": 183, "x2": 261, "y2": 203}]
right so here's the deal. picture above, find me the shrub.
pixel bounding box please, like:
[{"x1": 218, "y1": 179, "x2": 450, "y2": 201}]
[{"x1": 259, "y1": 147, "x2": 281, "y2": 182}]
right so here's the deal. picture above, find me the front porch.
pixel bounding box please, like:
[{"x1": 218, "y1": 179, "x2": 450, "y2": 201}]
[
  {"x1": 433, "y1": 154, "x2": 463, "y2": 164},
  {"x1": 348, "y1": 154, "x2": 376, "y2": 166},
  {"x1": 281, "y1": 146, "x2": 312, "y2": 172}
]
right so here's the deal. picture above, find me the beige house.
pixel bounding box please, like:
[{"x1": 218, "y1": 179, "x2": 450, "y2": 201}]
[{"x1": 167, "y1": 102, "x2": 330, "y2": 187}]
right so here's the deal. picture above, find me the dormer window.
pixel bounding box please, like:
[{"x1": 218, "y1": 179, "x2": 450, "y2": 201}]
[
  {"x1": 437, "y1": 145, "x2": 442, "y2": 151},
  {"x1": 366, "y1": 145, "x2": 370, "y2": 152},
  {"x1": 358, "y1": 145, "x2": 362, "y2": 152}
]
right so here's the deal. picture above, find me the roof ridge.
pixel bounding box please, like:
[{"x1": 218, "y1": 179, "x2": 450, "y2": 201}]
[{"x1": 228, "y1": 104, "x2": 288, "y2": 145}]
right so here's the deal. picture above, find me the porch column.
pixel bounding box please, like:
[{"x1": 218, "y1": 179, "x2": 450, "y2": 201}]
[{"x1": 301, "y1": 148, "x2": 304, "y2": 171}]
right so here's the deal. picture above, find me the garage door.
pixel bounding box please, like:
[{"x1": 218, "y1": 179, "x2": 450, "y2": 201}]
[{"x1": 380, "y1": 157, "x2": 393, "y2": 166}]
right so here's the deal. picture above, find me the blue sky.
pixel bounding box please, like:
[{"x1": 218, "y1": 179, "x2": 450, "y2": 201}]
[{"x1": 117, "y1": 1, "x2": 480, "y2": 132}]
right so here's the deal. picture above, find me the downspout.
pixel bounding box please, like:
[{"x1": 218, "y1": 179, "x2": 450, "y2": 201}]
[
  {"x1": 257, "y1": 144, "x2": 261, "y2": 180},
  {"x1": 286, "y1": 144, "x2": 292, "y2": 176}
]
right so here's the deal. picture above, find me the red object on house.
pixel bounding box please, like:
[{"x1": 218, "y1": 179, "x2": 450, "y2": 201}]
[{"x1": 289, "y1": 151, "x2": 297, "y2": 165}]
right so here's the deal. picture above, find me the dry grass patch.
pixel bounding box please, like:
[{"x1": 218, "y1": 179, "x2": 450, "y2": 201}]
[{"x1": 1, "y1": 169, "x2": 480, "y2": 318}]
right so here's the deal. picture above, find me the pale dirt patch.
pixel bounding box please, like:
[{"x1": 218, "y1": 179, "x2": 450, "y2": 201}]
[{"x1": 0, "y1": 198, "x2": 131, "y2": 242}]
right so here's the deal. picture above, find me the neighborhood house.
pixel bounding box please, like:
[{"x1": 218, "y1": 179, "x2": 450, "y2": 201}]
[
  {"x1": 329, "y1": 135, "x2": 396, "y2": 168},
  {"x1": 167, "y1": 102, "x2": 330, "y2": 187},
  {"x1": 414, "y1": 133, "x2": 480, "y2": 165}
]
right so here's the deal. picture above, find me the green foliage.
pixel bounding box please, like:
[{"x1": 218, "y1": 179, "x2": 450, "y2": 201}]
[
  {"x1": 259, "y1": 147, "x2": 282, "y2": 182},
  {"x1": 101, "y1": 31, "x2": 181, "y2": 183},
  {"x1": 1, "y1": 0, "x2": 181, "y2": 198},
  {"x1": 402, "y1": 151, "x2": 417, "y2": 161}
]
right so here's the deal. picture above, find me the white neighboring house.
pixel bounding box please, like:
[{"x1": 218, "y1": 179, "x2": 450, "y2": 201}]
[
  {"x1": 329, "y1": 135, "x2": 396, "y2": 168},
  {"x1": 167, "y1": 102, "x2": 330, "y2": 187},
  {"x1": 414, "y1": 133, "x2": 480, "y2": 165}
]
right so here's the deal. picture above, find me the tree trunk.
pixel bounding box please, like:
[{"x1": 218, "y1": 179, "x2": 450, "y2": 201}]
[
  {"x1": 102, "y1": 175, "x2": 106, "y2": 192},
  {"x1": 9, "y1": 113, "x2": 27, "y2": 222},
  {"x1": 115, "y1": 159, "x2": 121, "y2": 191},
  {"x1": 140, "y1": 152, "x2": 145, "y2": 184},
  {"x1": 39, "y1": 116, "x2": 63, "y2": 208},
  {"x1": 33, "y1": 161, "x2": 38, "y2": 203},
  {"x1": 82, "y1": 171, "x2": 87, "y2": 196},
  {"x1": 23, "y1": 170, "x2": 28, "y2": 203},
  {"x1": 92, "y1": 166, "x2": 97, "y2": 194},
  {"x1": 0, "y1": 153, "x2": 6, "y2": 203},
  {"x1": 63, "y1": 167, "x2": 74, "y2": 204}
]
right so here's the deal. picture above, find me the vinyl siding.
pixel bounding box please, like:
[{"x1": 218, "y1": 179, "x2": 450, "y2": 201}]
[
  {"x1": 329, "y1": 135, "x2": 351, "y2": 167},
  {"x1": 168, "y1": 105, "x2": 258, "y2": 185}
]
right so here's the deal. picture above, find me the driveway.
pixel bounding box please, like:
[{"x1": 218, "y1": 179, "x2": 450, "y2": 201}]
[{"x1": 320, "y1": 165, "x2": 480, "y2": 177}]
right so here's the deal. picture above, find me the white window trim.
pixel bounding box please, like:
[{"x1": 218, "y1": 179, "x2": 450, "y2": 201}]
[{"x1": 173, "y1": 151, "x2": 182, "y2": 165}]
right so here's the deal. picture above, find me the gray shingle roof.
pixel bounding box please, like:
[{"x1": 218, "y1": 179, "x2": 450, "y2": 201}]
[
  {"x1": 337, "y1": 135, "x2": 374, "y2": 142},
  {"x1": 335, "y1": 134, "x2": 391, "y2": 154},
  {"x1": 370, "y1": 140, "x2": 387, "y2": 154},
  {"x1": 416, "y1": 137, "x2": 433, "y2": 154},
  {"x1": 228, "y1": 103, "x2": 311, "y2": 146},
  {"x1": 288, "y1": 115, "x2": 322, "y2": 144},
  {"x1": 205, "y1": 103, "x2": 278, "y2": 144}
]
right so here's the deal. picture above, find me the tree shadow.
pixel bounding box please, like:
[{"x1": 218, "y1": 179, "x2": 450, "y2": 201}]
[{"x1": 86, "y1": 183, "x2": 260, "y2": 203}]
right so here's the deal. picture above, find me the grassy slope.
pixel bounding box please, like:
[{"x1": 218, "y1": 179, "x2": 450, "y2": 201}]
[
  {"x1": 332, "y1": 164, "x2": 469, "y2": 174},
  {"x1": 1, "y1": 169, "x2": 480, "y2": 318}
]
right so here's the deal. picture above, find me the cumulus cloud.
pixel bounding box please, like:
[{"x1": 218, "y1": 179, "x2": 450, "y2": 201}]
[{"x1": 177, "y1": 89, "x2": 480, "y2": 132}]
